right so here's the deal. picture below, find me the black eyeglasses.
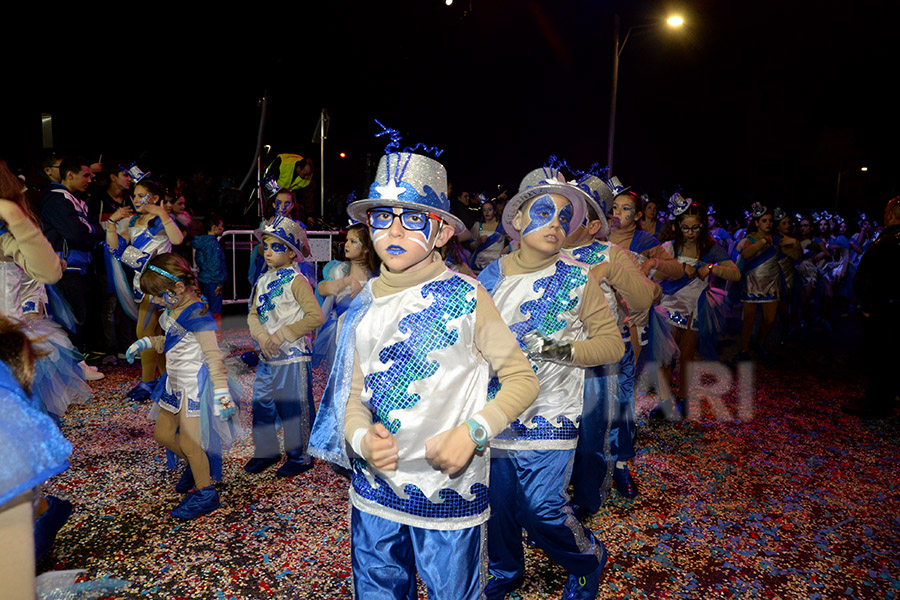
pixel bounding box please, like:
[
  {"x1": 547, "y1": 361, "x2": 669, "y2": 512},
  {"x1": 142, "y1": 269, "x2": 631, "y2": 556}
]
[{"x1": 367, "y1": 208, "x2": 441, "y2": 231}]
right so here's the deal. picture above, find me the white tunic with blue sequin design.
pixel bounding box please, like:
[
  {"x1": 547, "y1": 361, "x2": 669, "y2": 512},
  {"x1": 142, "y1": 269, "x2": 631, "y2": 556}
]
[
  {"x1": 253, "y1": 265, "x2": 312, "y2": 365},
  {"x1": 157, "y1": 309, "x2": 205, "y2": 417},
  {"x1": 487, "y1": 255, "x2": 589, "y2": 451},
  {"x1": 351, "y1": 269, "x2": 490, "y2": 530},
  {"x1": 562, "y1": 242, "x2": 629, "y2": 336},
  {"x1": 657, "y1": 240, "x2": 708, "y2": 331}
]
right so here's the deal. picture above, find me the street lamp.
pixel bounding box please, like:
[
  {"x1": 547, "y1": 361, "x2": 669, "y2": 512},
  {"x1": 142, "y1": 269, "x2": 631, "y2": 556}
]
[
  {"x1": 835, "y1": 166, "x2": 869, "y2": 212},
  {"x1": 606, "y1": 14, "x2": 684, "y2": 176}
]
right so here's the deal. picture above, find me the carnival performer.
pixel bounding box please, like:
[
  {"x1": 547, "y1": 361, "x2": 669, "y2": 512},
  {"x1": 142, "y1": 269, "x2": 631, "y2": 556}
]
[
  {"x1": 309, "y1": 145, "x2": 539, "y2": 600},
  {"x1": 651, "y1": 198, "x2": 740, "y2": 420},
  {"x1": 774, "y1": 208, "x2": 803, "y2": 339},
  {"x1": 244, "y1": 216, "x2": 324, "y2": 478},
  {"x1": 562, "y1": 172, "x2": 661, "y2": 511},
  {"x1": 605, "y1": 179, "x2": 683, "y2": 362},
  {"x1": 2, "y1": 159, "x2": 93, "y2": 416},
  {"x1": 478, "y1": 166, "x2": 624, "y2": 600},
  {"x1": 0, "y1": 315, "x2": 73, "y2": 600},
  {"x1": 468, "y1": 198, "x2": 508, "y2": 272},
  {"x1": 125, "y1": 253, "x2": 241, "y2": 519},
  {"x1": 106, "y1": 171, "x2": 184, "y2": 400},
  {"x1": 734, "y1": 202, "x2": 782, "y2": 361},
  {"x1": 312, "y1": 222, "x2": 378, "y2": 371},
  {"x1": 638, "y1": 194, "x2": 665, "y2": 238}
]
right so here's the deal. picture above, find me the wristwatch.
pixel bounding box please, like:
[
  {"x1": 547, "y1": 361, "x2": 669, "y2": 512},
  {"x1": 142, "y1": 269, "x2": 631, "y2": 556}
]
[{"x1": 465, "y1": 418, "x2": 488, "y2": 451}]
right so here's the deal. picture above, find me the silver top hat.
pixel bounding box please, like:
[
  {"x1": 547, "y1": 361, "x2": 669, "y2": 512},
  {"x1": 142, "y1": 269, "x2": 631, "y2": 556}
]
[
  {"x1": 571, "y1": 174, "x2": 611, "y2": 237},
  {"x1": 502, "y1": 166, "x2": 588, "y2": 241},
  {"x1": 346, "y1": 152, "x2": 465, "y2": 235},
  {"x1": 668, "y1": 192, "x2": 691, "y2": 217},
  {"x1": 773, "y1": 206, "x2": 788, "y2": 221},
  {"x1": 750, "y1": 202, "x2": 768, "y2": 219},
  {"x1": 605, "y1": 176, "x2": 631, "y2": 197},
  {"x1": 254, "y1": 215, "x2": 311, "y2": 261}
]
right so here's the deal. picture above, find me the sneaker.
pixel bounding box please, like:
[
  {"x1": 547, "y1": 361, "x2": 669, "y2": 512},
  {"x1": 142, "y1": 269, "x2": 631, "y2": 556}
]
[
  {"x1": 649, "y1": 397, "x2": 682, "y2": 422},
  {"x1": 102, "y1": 355, "x2": 118, "y2": 366},
  {"x1": 276, "y1": 459, "x2": 315, "y2": 478},
  {"x1": 81, "y1": 362, "x2": 105, "y2": 381},
  {"x1": 116, "y1": 352, "x2": 128, "y2": 360},
  {"x1": 175, "y1": 466, "x2": 195, "y2": 493},
  {"x1": 171, "y1": 485, "x2": 219, "y2": 520},
  {"x1": 244, "y1": 455, "x2": 281, "y2": 474},
  {"x1": 126, "y1": 380, "x2": 156, "y2": 401},
  {"x1": 613, "y1": 465, "x2": 638, "y2": 499},
  {"x1": 561, "y1": 545, "x2": 608, "y2": 600}
]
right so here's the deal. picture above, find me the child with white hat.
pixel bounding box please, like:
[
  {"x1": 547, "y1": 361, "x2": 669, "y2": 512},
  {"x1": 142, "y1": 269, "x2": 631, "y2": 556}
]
[{"x1": 309, "y1": 147, "x2": 539, "y2": 599}]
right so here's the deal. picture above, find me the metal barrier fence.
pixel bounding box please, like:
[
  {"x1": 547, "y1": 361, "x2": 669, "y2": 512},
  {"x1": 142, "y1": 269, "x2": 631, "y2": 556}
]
[{"x1": 219, "y1": 229, "x2": 341, "y2": 305}]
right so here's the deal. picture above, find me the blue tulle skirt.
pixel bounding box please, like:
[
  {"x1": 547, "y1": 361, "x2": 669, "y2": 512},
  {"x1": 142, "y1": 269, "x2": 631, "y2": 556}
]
[{"x1": 24, "y1": 317, "x2": 91, "y2": 419}]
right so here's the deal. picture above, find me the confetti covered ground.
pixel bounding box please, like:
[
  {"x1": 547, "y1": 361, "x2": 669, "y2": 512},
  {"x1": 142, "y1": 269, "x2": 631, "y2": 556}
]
[{"x1": 42, "y1": 313, "x2": 899, "y2": 599}]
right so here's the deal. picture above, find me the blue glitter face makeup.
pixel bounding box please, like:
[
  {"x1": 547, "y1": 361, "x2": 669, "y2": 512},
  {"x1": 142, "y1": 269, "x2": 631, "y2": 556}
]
[
  {"x1": 521, "y1": 194, "x2": 573, "y2": 236},
  {"x1": 523, "y1": 195, "x2": 556, "y2": 236},
  {"x1": 268, "y1": 242, "x2": 288, "y2": 254},
  {"x1": 274, "y1": 198, "x2": 292, "y2": 216}
]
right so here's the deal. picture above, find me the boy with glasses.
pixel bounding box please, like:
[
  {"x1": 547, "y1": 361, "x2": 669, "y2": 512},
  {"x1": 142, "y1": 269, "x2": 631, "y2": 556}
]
[{"x1": 310, "y1": 150, "x2": 538, "y2": 599}]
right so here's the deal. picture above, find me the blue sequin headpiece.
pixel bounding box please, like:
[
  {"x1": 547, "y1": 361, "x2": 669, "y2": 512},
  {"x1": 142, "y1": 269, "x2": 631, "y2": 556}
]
[
  {"x1": 255, "y1": 215, "x2": 311, "y2": 261},
  {"x1": 346, "y1": 121, "x2": 465, "y2": 235},
  {"x1": 502, "y1": 163, "x2": 589, "y2": 241},
  {"x1": 571, "y1": 174, "x2": 611, "y2": 237},
  {"x1": 773, "y1": 206, "x2": 788, "y2": 221},
  {"x1": 605, "y1": 176, "x2": 631, "y2": 196},
  {"x1": 262, "y1": 175, "x2": 282, "y2": 197},
  {"x1": 668, "y1": 192, "x2": 691, "y2": 217},
  {"x1": 750, "y1": 202, "x2": 768, "y2": 219},
  {"x1": 126, "y1": 163, "x2": 149, "y2": 183},
  {"x1": 708, "y1": 202, "x2": 717, "y2": 216},
  {"x1": 147, "y1": 264, "x2": 183, "y2": 284}
]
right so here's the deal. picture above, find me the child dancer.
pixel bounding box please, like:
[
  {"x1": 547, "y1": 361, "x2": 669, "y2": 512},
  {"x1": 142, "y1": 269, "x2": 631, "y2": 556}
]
[
  {"x1": 310, "y1": 148, "x2": 539, "y2": 600},
  {"x1": 563, "y1": 173, "x2": 661, "y2": 509},
  {"x1": 192, "y1": 213, "x2": 227, "y2": 331},
  {"x1": 106, "y1": 174, "x2": 184, "y2": 400},
  {"x1": 478, "y1": 167, "x2": 625, "y2": 599},
  {"x1": 652, "y1": 198, "x2": 740, "y2": 420},
  {"x1": 126, "y1": 253, "x2": 240, "y2": 519},
  {"x1": 245, "y1": 216, "x2": 324, "y2": 478},
  {"x1": 774, "y1": 208, "x2": 803, "y2": 339},
  {"x1": 312, "y1": 222, "x2": 377, "y2": 370},
  {"x1": 468, "y1": 198, "x2": 508, "y2": 272},
  {"x1": 734, "y1": 202, "x2": 781, "y2": 361}
]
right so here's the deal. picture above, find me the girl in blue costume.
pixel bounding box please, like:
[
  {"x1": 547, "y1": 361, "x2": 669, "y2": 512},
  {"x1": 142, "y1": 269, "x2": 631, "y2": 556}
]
[
  {"x1": 638, "y1": 195, "x2": 665, "y2": 239},
  {"x1": 0, "y1": 315, "x2": 73, "y2": 600},
  {"x1": 106, "y1": 176, "x2": 184, "y2": 399},
  {"x1": 312, "y1": 222, "x2": 377, "y2": 370},
  {"x1": 468, "y1": 198, "x2": 508, "y2": 273},
  {"x1": 652, "y1": 199, "x2": 740, "y2": 419},
  {"x1": 0, "y1": 165, "x2": 90, "y2": 423},
  {"x1": 125, "y1": 253, "x2": 241, "y2": 520},
  {"x1": 734, "y1": 202, "x2": 782, "y2": 361}
]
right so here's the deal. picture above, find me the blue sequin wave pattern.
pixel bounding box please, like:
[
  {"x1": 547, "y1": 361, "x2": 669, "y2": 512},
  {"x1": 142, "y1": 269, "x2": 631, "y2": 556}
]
[
  {"x1": 494, "y1": 414, "x2": 580, "y2": 442},
  {"x1": 509, "y1": 261, "x2": 588, "y2": 350},
  {"x1": 572, "y1": 241, "x2": 609, "y2": 266},
  {"x1": 256, "y1": 267, "x2": 297, "y2": 323},
  {"x1": 364, "y1": 276, "x2": 476, "y2": 434},
  {"x1": 352, "y1": 459, "x2": 489, "y2": 520}
]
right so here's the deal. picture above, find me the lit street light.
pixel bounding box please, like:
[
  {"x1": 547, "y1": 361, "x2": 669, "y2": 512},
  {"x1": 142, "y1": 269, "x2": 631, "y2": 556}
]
[{"x1": 607, "y1": 14, "x2": 684, "y2": 176}]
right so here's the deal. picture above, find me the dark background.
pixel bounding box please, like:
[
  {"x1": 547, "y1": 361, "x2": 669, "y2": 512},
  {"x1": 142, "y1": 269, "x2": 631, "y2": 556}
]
[{"x1": 4, "y1": 0, "x2": 897, "y2": 222}]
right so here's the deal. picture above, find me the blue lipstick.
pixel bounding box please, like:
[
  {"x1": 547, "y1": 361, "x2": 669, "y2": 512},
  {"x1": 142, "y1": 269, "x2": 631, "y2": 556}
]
[{"x1": 386, "y1": 245, "x2": 406, "y2": 255}]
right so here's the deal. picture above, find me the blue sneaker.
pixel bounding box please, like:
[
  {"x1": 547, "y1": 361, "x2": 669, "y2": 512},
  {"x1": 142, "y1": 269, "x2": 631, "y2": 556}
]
[
  {"x1": 126, "y1": 380, "x2": 157, "y2": 402},
  {"x1": 561, "y1": 545, "x2": 608, "y2": 600},
  {"x1": 34, "y1": 496, "x2": 73, "y2": 563},
  {"x1": 171, "y1": 485, "x2": 219, "y2": 520},
  {"x1": 613, "y1": 465, "x2": 638, "y2": 499},
  {"x1": 175, "y1": 465, "x2": 195, "y2": 493}
]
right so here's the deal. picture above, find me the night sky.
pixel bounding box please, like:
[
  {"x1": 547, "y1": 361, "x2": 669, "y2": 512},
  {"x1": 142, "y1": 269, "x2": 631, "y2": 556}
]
[{"x1": 6, "y1": 0, "x2": 897, "y2": 222}]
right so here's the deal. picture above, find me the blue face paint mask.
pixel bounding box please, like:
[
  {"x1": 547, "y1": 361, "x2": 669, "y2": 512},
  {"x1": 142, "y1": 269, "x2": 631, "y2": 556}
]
[
  {"x1": 522, "y1": 195, "x2": 573, "y2": 236},
  {"x1": 268, "y1": 242, "x2": 288, "y2": 254},
  {"x1": 274, "y1": 199, "x2": 292, "y2": 216}
]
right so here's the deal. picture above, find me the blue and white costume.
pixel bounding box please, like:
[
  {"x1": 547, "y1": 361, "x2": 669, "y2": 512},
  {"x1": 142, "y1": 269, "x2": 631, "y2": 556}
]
[
  {"x1": 249, "y1": 264, "x2": 317, "y2": 468},
  {"x1": 478, "y1": 253, "x2": 607, "y2": 589},
  {"x1": 150, "y1": 302, "x2": 242, "y2": 480},
  {"x1": 656, "y1": 240, "x2": 730, "y2": 360},
  {"x1": 311, "y1": 260, "x2": 362, "y2": 370},
  {"x1": 738, "y1": 233, "x2": 782, "y2": 303},
  {"x1": 469, "y1": 221, "x2": 507, "y2": 272},
  {"x1": 107, "y1": 215, "x2": 174, "y2": 319},
  {"x1": 0, "y1": 262, "x2": 90, "y2": 421}
]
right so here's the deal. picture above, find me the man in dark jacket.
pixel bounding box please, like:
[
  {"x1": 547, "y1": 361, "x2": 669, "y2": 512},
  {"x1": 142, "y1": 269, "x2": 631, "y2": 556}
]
[
  {"x1": 843, "y1": 196, "x2": 900, "y2": 419},
  {"x1": 39, "y1": 157, "x2": 100, "y2": 355}
]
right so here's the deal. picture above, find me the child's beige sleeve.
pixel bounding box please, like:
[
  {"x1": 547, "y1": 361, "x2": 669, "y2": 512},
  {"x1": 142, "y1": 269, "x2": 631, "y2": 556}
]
[
  {"x1": 0, "y1": 213, "x2": 62, "y2": 284},
  {"x1": 344, "y1": 350, "x2": 373, "y2": 450},
  {"x1": 644, "y1": 243, "x2": 684, "y2": 280},
  {"x1": 471, "y1": 286, "x2": 540, "y2": 437},
  {"x1": 600, "y1": 245, "x2": 662, "y2": 312},
  {"x1": 572, "y1": 268, "x2": 625, "y2": 367},
  {"x1": 148, "y1": 335, "x2": 166, "y2": 353},
  {"x1": 273, "y1": 276, "x2": 325, "y2": 344},
  {"x1": 195, "y1": 330, "x2": 229, "y2": 390},
  {"x1": 246, "y1": 286, "x2": 267, "y2": 341}
]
